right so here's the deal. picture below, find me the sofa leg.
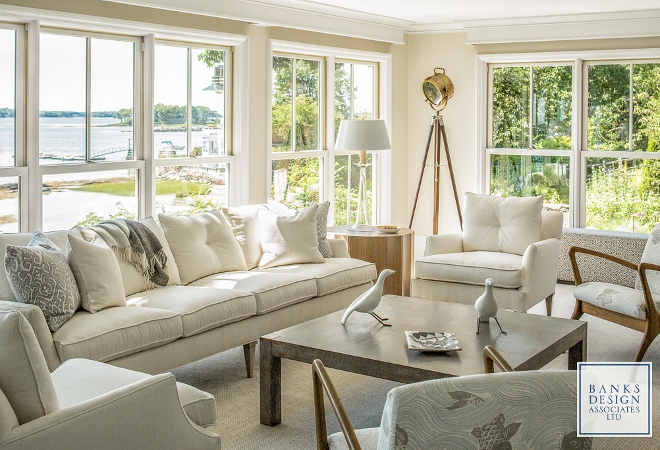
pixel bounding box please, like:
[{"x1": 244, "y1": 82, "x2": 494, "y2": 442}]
[
  {"x1": 243, "y1": 341, "x2": 257, "y2": 378},
  {"x1": 545, "y1": 294, "x2": 553, "y2": 316}
]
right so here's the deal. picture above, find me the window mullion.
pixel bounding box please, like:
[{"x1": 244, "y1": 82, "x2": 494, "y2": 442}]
[
  {"x1": 629, "y1": 63, "x2": 634, "y2": 152},
  {"x1": 86, "y1": 36, "x2": 92, "y2": 162},
  {"x1": 528, "y1": 66, "x2": 533, "y2": 150},
  {"x1": 291, "y1": 57, "x2": 297, "y2": 152},
  {"x1": 187, "y1": 46, "x2": 193, "y2": 156}
]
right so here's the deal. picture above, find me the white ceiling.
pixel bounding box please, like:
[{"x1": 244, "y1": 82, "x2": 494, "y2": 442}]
[
  {"x1": 264, "y1": 0, "x2": 660, "y2": 27},
  {"x1": 103, "y1": 0, "x2": 660, "y2": 44}
]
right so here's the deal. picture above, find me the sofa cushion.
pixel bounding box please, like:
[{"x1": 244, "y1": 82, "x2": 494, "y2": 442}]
[
  {"x1": 0, "y1": 228, "x2": 83, "y2": 302},
  {"x1": 52, "y1": 306, "x2": 183, "y2": 363},
  {"x1": 52, "y1": 358, "x2": 216, "y2": 428},
  {"x1": 0, "y1": 311, "x2": 60, "y2": 425},
  {"x1": 222, "y1": 204, "x2": 266, "y2": 270},
  {"x1": 260, "y1": 258, "x2": 376, "y2": 296},
  {"x1": 159, "y1": 211, "x2": 248, "y2": 285},
  {"x1": 415, "y1": 251, "x2": 524, "y2": 289},
  {"x1": 190, "y1": 271, "x2": 317, "y2": 315},
  {"x1": 463, "y1": 193, "x2": 542, "y2": 256},
  {"x1": 5, "y1": 232, "x2": 81, "y2": 331},
  {"x1": 575, "y1": 281, "x2": 649, "y2": 320},
  {"x1": 258, "y1": 205, "x2": 325, "y2": 268},
  {"x1": 127, "y1": 286, "x2": 256, "y2": 336},
  {"x1": 67, "y1": 235, "x2": 126, "y2": 313}
]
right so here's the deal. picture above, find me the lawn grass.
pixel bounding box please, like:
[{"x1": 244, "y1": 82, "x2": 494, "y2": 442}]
[{"x1": 72, "y1": 180, "x2": 211, "y2": 197}]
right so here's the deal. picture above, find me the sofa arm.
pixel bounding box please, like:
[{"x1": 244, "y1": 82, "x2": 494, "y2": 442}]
[
  {"x1": 423, "y1": 233, "x2": 464, "y2": 257},
  {"x1": 328, "y1": 238, "x2": 351, "y2": 258},
  {"x1": 0, "y1": 301, "x2": 60, "y2": 372},
  {"x1": 521, "y1": 238, "x2": 561, "y2": 298},
  {"x1": 1, "y1": 373, "x2": 220, "y2": 450}
]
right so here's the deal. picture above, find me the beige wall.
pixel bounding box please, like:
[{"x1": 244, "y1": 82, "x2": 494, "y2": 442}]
[{"x1": 0, "y1": 0, "x2": 408, "y2": 222}]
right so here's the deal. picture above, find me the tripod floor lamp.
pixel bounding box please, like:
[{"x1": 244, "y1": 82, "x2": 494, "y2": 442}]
[
  {"x1": 409, "y1": 68, "x2": 462, "y2": 234},
  {"x1": 335, "y1": 119, "x2": 391, "y2": 231}
]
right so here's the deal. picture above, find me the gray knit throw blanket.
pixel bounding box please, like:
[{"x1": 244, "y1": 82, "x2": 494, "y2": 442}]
[{"x1": 85, "y1": 219, "x2": 169, "y2": 287}]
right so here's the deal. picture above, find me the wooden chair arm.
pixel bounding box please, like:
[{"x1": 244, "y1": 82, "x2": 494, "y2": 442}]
[
  {"x1": 568, "y1": 246, "x2": 638, "y2": 286},
  {"x1": 639, "y1": 262, "x2": 660, "y2": 318},
  {"x1": 483, "y1": 345, "x2": 514, "y2": 374},
  {"x1": 312, "y1": 359, "x2": 361, "y2": 450}
]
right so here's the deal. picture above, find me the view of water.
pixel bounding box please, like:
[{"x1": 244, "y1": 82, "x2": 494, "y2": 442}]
[{"x1": 0, "y1": 117, "x2": 225, "y2": 232}]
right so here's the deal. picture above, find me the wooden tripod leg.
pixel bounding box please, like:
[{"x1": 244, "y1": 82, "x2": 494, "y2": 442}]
[
  {"x1": 409, "y1": 118, "x2": 435, "y2": 228},
  {"x1": 433, "y1": 117, "x2": 441, "y2": 235},
  {"x1": 440, "y1": 123, "x2": 463, "y2": 230}
]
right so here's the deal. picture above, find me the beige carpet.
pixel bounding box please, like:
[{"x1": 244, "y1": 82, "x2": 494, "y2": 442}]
[{"x1": 171, "y1": 283, "x2": 660, "y2": 449}]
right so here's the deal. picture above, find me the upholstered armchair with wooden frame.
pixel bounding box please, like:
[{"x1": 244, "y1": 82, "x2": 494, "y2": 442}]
[
  {"x1": 312, "y1": 356, "x2": 588, "y2": 450},
  {"x1": 569, "y1": 237, "x2": 660, "y2": 362}
]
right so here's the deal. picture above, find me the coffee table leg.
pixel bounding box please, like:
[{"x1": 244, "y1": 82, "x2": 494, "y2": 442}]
[
  {"x1": 568, "y1": 338, "x2": 586, "y2": 370},
  {"x1": 260, "y1": 338, "x2": 281, "y2": 426}
]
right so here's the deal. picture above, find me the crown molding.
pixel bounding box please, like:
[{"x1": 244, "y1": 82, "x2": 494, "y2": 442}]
[
  {"x1": 463, "y1": 9, "x2": 660, "y2": 44},
  {"x1": 103, "y1": 0, "x2": 409, "y2": 43}
]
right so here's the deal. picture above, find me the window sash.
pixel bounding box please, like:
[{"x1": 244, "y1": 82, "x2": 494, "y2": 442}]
[{"x1": 483, "y1": 51, "x2": 660, "y2": 231}]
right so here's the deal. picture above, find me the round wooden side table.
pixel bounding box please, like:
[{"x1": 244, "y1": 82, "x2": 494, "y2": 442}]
[{"x1": 328, "y1": 225, "x2": 414, "y2": 296}]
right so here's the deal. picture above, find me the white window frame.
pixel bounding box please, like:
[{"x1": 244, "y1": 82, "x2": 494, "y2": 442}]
[
  {"x1": 268, "y1": 39, "x2": 392, "y2": 225},
  {"x1": 0, "y1": 22, "x2": 27, "y2": 231},
  {"x1": 478, "y1": 48, "x2": 660, "y2": 230},
  {"x1": 0, "y1": 4, "x2": 249, "y2": 231}
]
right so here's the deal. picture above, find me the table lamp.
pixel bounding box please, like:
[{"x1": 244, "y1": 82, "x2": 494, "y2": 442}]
[{"x1": 335, "y1": 119, "x2": 391, "y2": 231}]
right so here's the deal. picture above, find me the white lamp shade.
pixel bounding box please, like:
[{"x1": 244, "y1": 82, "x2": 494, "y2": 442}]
[{"x1": 335, "y1": 119, "x2": 391, "y2": 151}]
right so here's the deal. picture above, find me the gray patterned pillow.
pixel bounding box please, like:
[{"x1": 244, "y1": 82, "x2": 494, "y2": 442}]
[
  {"x1": 316, "y1": 201, "x2": 333, "y2": 258},
  {"x1": 4, "y1": 232, "x2": 81, "y2": 331}
]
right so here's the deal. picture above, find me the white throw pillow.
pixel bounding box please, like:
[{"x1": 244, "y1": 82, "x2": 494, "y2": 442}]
[
  {"x1": 222, "y1": 204, "x2": 266, "y2": 270},
  {"x1": 67, "y1": 235, "x2": 126, "y2": 313},
  {"x1": 159, "y1": 211, "x2": 248, "y2": 285},
  {"x1": 267, "y1": 201, "x2": 333, "y2": 258},
  {"x1": 462, "y1": 193, "x2": 542, "y2": 256},
  {"x1": 258, "y1": 204, "x2": 325, "y2": 268},
  {"x1": 0, "y1": 311, "x2": 59, "y2": 425},
  {"x1": 81, "y1": 217, "x2": 182, "y2": 297}
]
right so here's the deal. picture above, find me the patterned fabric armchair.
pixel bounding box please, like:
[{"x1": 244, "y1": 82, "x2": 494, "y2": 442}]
[
  {"x1": 570, "y1": 223, "x2": 660, "y2": 361},
  {"x1": 313, "y1": 357, "x2": 590, "y2": 450}
]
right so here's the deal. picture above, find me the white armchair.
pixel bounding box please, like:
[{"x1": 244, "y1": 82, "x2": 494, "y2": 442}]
[
  {"x1": 412, "y1": 193, "x2": 563, "y2": 313},
  {"x1": 0, "y1": 310, "x2": 220, "y2": 450}
]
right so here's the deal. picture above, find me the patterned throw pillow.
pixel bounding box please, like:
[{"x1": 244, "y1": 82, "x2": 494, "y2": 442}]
[{"x1": 4, "y1": 232, "x2": 81, "y2": 331}]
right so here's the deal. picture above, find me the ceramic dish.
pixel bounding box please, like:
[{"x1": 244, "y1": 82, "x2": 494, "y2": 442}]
[
  {"x1": 404, "y1": 331, "x2": 462, "y2": 352},
  {"x1": 375, "y1": 225, "x2": 401, "y2": 234}
]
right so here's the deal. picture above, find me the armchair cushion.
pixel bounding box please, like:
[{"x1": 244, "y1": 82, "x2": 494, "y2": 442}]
[
  {"x1": 0, "y1": 388, "x2": 18, "y2": 442},
  {"x1": 635, "y1": 224, "x2": 660, "y2": 295},
  {"x1": 463, "y1": 193, "x2": 542, "y2": 256},
  {"x1": 51, "y1": 359, "x2": 216, "y2": 428},
  {"x1": 0, "y1": 311, "x2": 59, "y2": 425},
  {"x1": 415, "y1": 251, "x2": 523, "y2": 289},
  {"x1": 328, "y1": 427, "x2": 379, "y2": 450},
  {"x1": 574, "y1": 281, "x2": 649, "y2": 320}
]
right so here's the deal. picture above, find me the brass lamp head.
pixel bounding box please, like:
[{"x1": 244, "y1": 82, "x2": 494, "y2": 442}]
[{"x1": 422, "y1": 68, "x2": 454, "y2": 111}]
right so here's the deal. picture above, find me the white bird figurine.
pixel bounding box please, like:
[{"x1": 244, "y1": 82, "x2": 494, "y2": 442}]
[{"x1": 341, "y1": 269, "x2": 395, "y2": 326}]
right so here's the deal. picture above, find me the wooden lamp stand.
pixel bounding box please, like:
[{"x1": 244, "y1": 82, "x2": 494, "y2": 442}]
[{"x1": 409, "y1": 112, "x2": 462, "y2": 234}]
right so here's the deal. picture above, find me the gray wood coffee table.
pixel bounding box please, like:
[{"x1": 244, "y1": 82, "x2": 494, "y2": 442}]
[{"x1": 260, "y1": 295, "x2": 587, "y2": 426}]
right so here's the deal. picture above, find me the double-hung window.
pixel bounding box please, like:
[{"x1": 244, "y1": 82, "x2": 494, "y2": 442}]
[
  {"x1": 153, "y1": 42, "x2": 232, "y2": 215},
  {"x1": 39, "y1": 30, "x2": 141, "y2": 231},
  {"x1": 269, "y1": 44, "x2": 387, "y2": 226},
  {"x1": 482, "y1": 52, "x2": 660, "y2": 233}
]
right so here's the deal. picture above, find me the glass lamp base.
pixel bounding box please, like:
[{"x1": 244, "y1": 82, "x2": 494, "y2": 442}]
[{"x1": 349, "y1": 223, "x2": 373, "y2": 232}]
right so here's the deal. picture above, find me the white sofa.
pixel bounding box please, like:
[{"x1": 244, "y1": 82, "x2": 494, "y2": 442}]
[{"x1": 0, "y1": 216, "x2": 376, "y2": 376}]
